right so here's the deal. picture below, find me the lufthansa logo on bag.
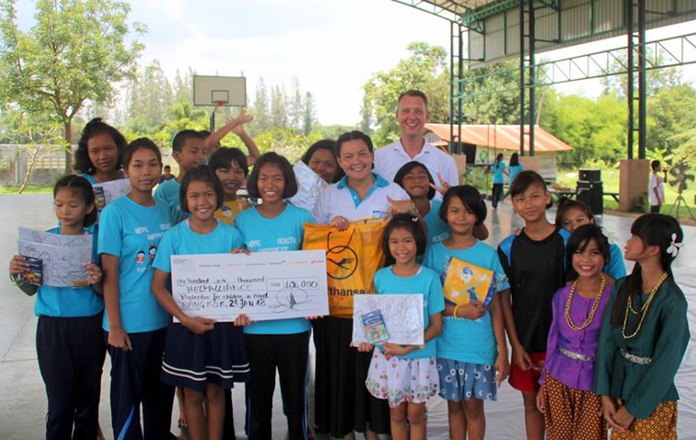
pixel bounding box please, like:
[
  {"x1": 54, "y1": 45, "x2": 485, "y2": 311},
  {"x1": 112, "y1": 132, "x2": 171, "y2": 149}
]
[{"x1": 326, "y1": 244, "x2": 358, "y2": 280}]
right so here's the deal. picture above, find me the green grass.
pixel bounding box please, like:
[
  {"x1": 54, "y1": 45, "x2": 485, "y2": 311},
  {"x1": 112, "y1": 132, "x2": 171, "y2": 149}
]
[
  {"x1": 0, "y1": 184, "x2": 53, "y2": 194},
  {"x1": 555, "y1": 168, "x2": 696, "y2": 221}
]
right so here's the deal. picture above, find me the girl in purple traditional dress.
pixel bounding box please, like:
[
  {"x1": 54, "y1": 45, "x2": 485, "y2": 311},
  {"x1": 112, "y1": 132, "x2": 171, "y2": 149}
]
[{"x1": 537, "y1": 224, "x2": 611, "y2": 439}]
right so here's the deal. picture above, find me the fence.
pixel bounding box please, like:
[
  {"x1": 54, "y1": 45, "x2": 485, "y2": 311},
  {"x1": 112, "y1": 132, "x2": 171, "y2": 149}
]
[{"x1": 0, "y1": 145, "x2": 174, "y2": 187}]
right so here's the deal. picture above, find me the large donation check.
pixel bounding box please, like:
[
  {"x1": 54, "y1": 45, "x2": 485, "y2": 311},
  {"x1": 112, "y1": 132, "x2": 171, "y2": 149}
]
[{"x1": 171, "y1": 250, "x2": 329, "y2": 321}]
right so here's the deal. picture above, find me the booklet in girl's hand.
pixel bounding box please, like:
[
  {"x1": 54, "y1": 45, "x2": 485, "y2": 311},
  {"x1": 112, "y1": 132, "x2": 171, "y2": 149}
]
[
  {"x1": 19, "y1": 256, "x2": 43, "y2": 286},
  {"x1": 443, "y1": 257, "x2": 497, "y2": 308},
  {"x1": 361, "y1": 309, "x2": 389, "y2": 344}
]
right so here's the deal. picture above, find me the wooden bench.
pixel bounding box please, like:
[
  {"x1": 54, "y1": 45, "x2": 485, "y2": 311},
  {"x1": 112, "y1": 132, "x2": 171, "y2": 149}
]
[
  {"x1": 548, "y1": 189, "x2": 576, "y2": 202},
  {"x1": 604, "y1": 192, "x2": 620, "y2": 203}
]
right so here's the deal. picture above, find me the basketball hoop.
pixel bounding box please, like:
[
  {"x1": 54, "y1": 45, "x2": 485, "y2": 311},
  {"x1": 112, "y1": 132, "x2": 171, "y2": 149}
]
[{"x1": 214, "y1": 100, "x2": 227, "y2": 108}]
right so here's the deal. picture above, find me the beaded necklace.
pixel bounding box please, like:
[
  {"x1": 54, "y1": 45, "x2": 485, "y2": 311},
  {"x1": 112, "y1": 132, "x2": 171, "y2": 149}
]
[
  {"x1": 621, "y1": 272, "x2": 668, "y2": 339},
  {"x1": 564, "y1": 275, "x2": 606, "y2": 331}
]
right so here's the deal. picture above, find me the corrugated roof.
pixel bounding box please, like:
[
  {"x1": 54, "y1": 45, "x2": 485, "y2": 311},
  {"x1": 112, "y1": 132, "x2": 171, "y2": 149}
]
[{"x1": 425, "y1": 123, "x2": 573, "y2": 152}]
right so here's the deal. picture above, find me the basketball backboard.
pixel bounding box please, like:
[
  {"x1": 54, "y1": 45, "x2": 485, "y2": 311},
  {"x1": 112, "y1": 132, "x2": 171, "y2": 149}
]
[{"x1": 193, "y1": 75, "x2": 246, "y2": 107}]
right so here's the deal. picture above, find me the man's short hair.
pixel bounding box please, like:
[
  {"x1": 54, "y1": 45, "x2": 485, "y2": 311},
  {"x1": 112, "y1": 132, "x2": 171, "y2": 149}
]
[{"x1": 397, "y1": 90, "x2": 428, "y2": 107}]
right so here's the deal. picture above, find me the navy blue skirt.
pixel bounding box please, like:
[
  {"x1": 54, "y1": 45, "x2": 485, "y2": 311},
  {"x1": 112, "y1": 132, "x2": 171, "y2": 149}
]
[{"x1": 161, "y1": 322, "x2": 250, "y2": 392}]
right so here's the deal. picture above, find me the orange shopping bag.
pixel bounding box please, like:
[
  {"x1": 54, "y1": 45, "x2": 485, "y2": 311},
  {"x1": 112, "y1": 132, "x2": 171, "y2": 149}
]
[{"x1": 302, "y1": 219, "x2": 386, "y2": 318}]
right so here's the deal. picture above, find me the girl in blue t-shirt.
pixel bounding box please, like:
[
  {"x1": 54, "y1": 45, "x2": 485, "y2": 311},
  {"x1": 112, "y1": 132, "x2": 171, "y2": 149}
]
[
  {"x1": 393, "y1": 161, "x2": 450, "y2": 248},
  {"x1": 489, "y1": 153, "x2": 507, "y2": 209},
  {"x1": 74, "y1": 118, "x2": 127, "y2": 184},
  {"x1": 234, "y1": 152, "x2": 315, "y2": 440},
  {"x1": 423, "y1": 185, "x2": 510, "y2": 440},
  {"x1": 360, "y1": 214, "x2": 444, "y2": 440},
  {"x1": 555, "y1": 197, "x2": 626, "y2": 280},
  {"x1": 9, "y1": 175, "x2": 105, "y2": 439},
  {"x1": 98, "y1": 138, "x2": 174, "y2": 439},
  {"x1": 151, "y1": 165, "x2": 250, "y2": 440}
]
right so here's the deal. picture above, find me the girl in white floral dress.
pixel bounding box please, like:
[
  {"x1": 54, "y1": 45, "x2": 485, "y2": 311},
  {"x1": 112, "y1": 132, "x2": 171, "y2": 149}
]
[{"x1": 359, "y1": 214, "x2": 444, "y2": 440}]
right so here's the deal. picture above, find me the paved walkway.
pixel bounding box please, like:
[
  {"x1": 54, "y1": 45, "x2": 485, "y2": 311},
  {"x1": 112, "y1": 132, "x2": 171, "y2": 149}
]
[{"x1": 0, "y1": 194, "x2": 694, "y2": 439}]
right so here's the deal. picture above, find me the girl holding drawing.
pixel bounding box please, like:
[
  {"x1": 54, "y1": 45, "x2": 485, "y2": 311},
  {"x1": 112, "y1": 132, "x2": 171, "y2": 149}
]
[
  {"x1": 422, "y1": 185, "x2": 509, "y2": 440},
  {"x1": 98, "y1": 138, "x2": 174, "y2": 439},
  {"x1": 233, "y1": 152, "x2": 315, "y2": 440},
  {"x1": 536, "y1": 224, "x2": 612, "y2": 439},
  {"x1": 9, "y1": 175, "x2": 104, "y2": 440},
  {"x1": 594, "y1": 214, "x2": 688, "y2": 439},
  {"x1": 74, "y1": 118, "x2": 127, "y2": 184},
  {"x1": 151, "y1": 165, "x2": 250, "y2": 440},
  {"x1": 360, "y1": 214, "x2": 444, "y2": 440}
]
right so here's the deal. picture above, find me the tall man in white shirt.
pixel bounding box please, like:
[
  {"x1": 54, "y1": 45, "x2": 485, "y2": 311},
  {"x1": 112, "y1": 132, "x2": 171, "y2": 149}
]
[{"x1": 374, "y1": 90, "x2": 459, "y2": 190}]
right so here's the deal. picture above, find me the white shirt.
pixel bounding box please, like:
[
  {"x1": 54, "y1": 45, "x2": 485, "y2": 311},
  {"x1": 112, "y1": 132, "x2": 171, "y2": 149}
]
[
  {"x1": 374, "y1": 140, "x2": 459, "y2": 188},
  {"x1": 313, "y1": 173, "x2": 410, "y2": 224},
  {"x1": 649, "y1": 173, "x2": 664, "y2": 205}
]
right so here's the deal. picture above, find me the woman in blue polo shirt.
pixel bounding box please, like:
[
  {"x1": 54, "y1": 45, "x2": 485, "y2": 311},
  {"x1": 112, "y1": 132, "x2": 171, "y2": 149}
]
[{"x1": 312, "y1": 130, "x2": 411, "y2": 440}]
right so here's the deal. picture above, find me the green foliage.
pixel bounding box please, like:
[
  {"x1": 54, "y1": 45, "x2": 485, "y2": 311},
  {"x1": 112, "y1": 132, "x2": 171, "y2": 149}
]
[
  {"x1": 461, "y1": 166, "x2": 489, "y2": 194},
  {"x1": 461, "y1": 60, "x2": 521, "y2": 124},
  {"x1": 126, "y1": 60, "x2": 174, "y2": 135},
  {"x1": 672, "y1": 128, "x2": 696, "y2": 166},
  {"x1": 0, "y1": 0, "x2": 144, "y2": 172},
  {"x1": 253, "y1": 128, "x2": 324, "y2": 164},
  {"x1": 362, "y1": 42, "x2": 450, "y2": 146},
  {"x1": 540, "y1": 92, "x2": 626, "y2": 168},
  {"x1": 630, "y1": 193, "x2": 648, "y2": 213},
  {"x1": 647, "y1": 85, "x2": 696, "y2": 161}
]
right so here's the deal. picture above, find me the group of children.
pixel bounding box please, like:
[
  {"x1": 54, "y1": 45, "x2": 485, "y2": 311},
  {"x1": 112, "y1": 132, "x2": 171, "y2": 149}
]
[{"x1": 8, "y1": 117, "x2": 690, "y2": 440}]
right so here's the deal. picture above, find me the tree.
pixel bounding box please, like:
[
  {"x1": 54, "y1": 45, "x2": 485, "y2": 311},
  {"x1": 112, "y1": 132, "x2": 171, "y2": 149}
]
[
  {"x1": 646, "y1": 84, "x2": 696, "y2": 155},
  {"x1": 362, "y1": 42, "x2": 450, "y2": 146},
  {"x1": 0, "y1": 105, "x2": 65, "y2": 192},
  {"x1": 303, "y1": 92, "x2": 315, "y2": 136},
  {"x1": 600, "y1": 50, "x2": 683, "y2": 99},
  {"x1": 250, "y1": 77, "x2": 270, "y2": 134},
  {"x1": 461, "y1": 60, "x2": 521, "y2": 125},
  {"x1": 540, "y1": 92, "x2": 626, "y2": 168},
  {"x1": 126, "y1": 60, "x2": 174, "y2": 135},
  {"x1": 0, "y1": 0, "x2": 145, "y2": 173},
  {"x1": 270, "y1": 85, "x2": 288, "y2": 129}
]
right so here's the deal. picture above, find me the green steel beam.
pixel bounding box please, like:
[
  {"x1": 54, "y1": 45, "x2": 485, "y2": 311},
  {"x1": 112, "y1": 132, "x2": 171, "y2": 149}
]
[
  {"x1": 389, "y1": 0, "x2": 465, "y2": 23},
  {"x1": 450, "y1": 32, "x2": 696, "y2": 98},
  {"x1": 460, "y1": 0, "x2": 516, "y2": 26}
]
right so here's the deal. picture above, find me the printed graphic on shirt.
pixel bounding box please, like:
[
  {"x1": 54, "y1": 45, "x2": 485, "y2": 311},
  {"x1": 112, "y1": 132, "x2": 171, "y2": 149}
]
[{"x1": 132, "y1": 225, "x2": 166, "y2": 272}]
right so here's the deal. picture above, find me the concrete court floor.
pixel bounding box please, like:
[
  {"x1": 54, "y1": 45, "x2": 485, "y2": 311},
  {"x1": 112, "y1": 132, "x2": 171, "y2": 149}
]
[{"x1": 0, "y1": 193, "x2": 694, "y2": 439}]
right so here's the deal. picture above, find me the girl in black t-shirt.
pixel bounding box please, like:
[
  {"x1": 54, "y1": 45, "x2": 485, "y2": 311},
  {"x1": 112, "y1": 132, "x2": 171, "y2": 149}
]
[{"x1": 497, "y1": 170, "x2": 569, "y2": 440}]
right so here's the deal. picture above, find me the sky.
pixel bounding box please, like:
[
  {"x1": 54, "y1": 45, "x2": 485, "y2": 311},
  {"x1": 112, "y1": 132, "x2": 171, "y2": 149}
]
[
  {"x1": 128, "y1": 0, "x2": 453, "y2": 125},
  {"x1": 13, "y1": 0, "x2": 696, "y2": 126}
]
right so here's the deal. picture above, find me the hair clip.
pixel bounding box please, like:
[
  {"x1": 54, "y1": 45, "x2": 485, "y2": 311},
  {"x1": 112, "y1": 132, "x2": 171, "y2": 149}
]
[
  {"x1": 411, "y1": 217, "x2": 419, "y2": 223},
  {"x1": 666, "y1": 233, "x2": 683, "y2": 258}
]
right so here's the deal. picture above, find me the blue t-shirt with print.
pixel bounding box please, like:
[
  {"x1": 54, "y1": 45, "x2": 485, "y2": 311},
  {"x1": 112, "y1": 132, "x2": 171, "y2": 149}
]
[
  {"x1": 235, "y1": 203, "x2": 315, "y2": 335},
  {"x1": 423, "y1": 240, "x2": 509, "y2": 365},
  {"x1": 98, "y1": 196, "x2": 171, "y2": 332},
  {"x1": 34, "y1": 227, "x2": 104, "y2": 318},
  {"x1": 154, "y1": 178, "x2": 187, "y2": 225},
  {"x1": 153, "y1": 220, "x2": 243, "y2": 273},
  {"x1": 373, "y1": 265, "x2": 445, "y2": 360},
  {"x1": 423, "y1": 199, "x2": 450, "y2": 248}
]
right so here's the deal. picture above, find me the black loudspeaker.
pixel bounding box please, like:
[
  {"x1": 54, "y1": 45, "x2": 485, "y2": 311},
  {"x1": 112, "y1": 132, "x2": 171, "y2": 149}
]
[
  {"x1": 579, "y1": 169, "x2": 601, "y2": 182},
  {"x1": 577, "y1": 180, "x2": 603, "y2": 215}
]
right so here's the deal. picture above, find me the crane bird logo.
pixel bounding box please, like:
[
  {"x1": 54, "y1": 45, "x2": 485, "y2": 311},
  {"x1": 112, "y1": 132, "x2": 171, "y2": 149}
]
[{"x1": 325, "y1": 230, "x2": 359, "y2": 280}]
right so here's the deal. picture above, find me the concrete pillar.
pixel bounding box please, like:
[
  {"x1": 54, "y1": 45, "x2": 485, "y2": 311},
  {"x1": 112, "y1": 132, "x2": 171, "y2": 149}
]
[{"x1": 619, "y1": 159, "x2": 650, "y2": 211}]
